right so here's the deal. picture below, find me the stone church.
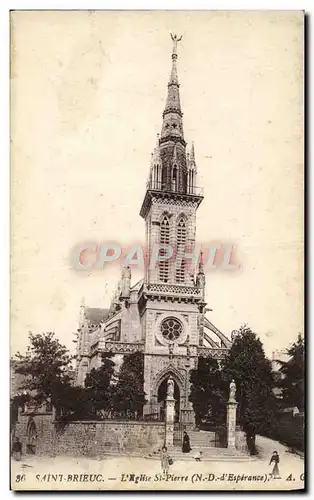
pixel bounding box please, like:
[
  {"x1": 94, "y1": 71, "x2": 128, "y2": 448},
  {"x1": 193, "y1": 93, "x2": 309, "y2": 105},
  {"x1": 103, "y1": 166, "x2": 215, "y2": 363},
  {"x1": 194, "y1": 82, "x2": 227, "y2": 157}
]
[{"x1": 75, "y1": 36, "x2": 231, "y2": 426}]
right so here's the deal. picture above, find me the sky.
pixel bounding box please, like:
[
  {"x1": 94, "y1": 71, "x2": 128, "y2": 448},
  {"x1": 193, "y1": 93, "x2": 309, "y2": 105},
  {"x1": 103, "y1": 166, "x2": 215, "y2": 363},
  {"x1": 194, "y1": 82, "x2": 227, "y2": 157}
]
[{"x1": 10, "y1": 10, "x2": 303, "y2": 358}]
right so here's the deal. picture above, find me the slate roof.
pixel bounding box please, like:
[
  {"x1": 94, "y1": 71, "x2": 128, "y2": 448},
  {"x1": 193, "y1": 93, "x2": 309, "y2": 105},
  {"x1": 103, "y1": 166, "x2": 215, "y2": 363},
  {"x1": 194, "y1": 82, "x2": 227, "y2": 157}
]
[{"x1": 84, "y1": 307, "x2": 109, "y2": 326}]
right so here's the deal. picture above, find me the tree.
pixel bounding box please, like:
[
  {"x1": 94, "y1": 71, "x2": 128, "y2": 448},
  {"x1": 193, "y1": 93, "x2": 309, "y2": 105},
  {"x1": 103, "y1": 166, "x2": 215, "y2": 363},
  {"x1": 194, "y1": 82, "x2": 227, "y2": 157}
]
[
  {"x1": 113, "y1": 352, "x2": 146, "y2": 417},
  {"x1": 222, "y1": 325, "x2": 276, "y2": 455},
  {"x1": 83, "y1": 353, "x2": 116, "y2": 417},
  {"x1": 189, "y1": 357, "x2": 225, "y2": 427},
  {"x1": 10, "y1": 393, "x2": 30, "y2": 432},
  {"x1": 14, "y1": 332, "x2": 75, "y2": 413},
  {"x1": 279, "y1": 333, "x2": 304, "y2": 411}
]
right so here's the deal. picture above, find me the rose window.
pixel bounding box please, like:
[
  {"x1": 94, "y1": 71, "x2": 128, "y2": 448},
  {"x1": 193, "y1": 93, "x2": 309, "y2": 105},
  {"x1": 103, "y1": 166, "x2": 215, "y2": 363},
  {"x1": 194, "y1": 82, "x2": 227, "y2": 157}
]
[{"x1": 161, "y1": 317, "x2": 182, "y2": 341}]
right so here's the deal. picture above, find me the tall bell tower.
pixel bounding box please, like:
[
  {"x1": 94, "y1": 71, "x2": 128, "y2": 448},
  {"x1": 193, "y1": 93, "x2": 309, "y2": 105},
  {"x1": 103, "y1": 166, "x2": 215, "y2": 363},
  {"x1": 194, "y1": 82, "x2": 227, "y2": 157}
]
[{"x1": 139, "y1": 35, "x2": 206, "y2": 424}]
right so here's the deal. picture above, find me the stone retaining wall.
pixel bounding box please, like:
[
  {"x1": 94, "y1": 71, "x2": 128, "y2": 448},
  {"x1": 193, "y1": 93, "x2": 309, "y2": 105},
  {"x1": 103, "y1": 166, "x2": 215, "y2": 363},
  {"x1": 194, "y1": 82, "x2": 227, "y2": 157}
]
[{"x1": 14, "y1": 411, "x2": 165, "y2": 457}]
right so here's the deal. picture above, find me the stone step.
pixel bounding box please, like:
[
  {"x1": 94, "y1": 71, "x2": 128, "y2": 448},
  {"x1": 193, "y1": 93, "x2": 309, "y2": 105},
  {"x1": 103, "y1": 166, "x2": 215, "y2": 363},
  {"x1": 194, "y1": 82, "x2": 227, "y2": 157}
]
[
  {"x1": 176, "y1": 431, "x2": 216, "y2": 448},
  {"x1": 147, "y1": 444, "x2": 252, "y2": 462},
  {"x1": 168, "y1": 455, "x2": 253, "y2": 462},
  {"x1": 172, "y1": 448, "x2": 243, "y2": 456},
  {"x1": 97, "y1": 450, "x2": 255, "y2": 462},
  {"x1": 188, "y1": 437, "x2": 215, "y2": 440},
  {"x1": 147, "y1": 450, "x2": 254, "y2": 462},
  {"x1": 175, "y1": 444, "x2": 216, "y2": 449},
  {"x1": 94, "y1": 444, "x2": 253, "y2": 463},
  {"x1": 182, "y1": 439, "x2": 215, "y2": 448}
]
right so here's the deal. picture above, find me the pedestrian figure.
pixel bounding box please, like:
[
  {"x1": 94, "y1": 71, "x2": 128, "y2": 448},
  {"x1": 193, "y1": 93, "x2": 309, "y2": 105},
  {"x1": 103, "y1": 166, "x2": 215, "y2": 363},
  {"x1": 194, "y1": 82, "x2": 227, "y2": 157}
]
[
  {"x1": 12, "y1": 437, "x2": 22, "y2": 461},
  {"x1": 194, "y1": 450, "x2": 203, "y2": 462},
  {"x1": 269, "y1": 450, "x2": 280, "y2": 478},
  {"x1": 182, "y1": 431, "x2": 191, "y2": 453},
  {"x1": 160, "y1": 445, "x2": 170, "y2": 474}
]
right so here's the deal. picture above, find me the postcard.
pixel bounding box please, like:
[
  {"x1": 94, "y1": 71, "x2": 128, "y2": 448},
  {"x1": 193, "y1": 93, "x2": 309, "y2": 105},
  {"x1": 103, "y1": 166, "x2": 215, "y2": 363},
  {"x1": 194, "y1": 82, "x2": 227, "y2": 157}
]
[{"x1": 10, "y1": 10, "x2": 304, "y2": 491}]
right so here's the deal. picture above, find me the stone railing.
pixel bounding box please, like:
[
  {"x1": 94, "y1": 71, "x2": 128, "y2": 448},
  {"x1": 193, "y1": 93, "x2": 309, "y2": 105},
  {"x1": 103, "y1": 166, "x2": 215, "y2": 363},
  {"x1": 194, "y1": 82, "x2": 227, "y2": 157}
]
[
  {"x1": 197, "y1": 346, "x2": 230, "y2": 359},
  {"x1": 98, "y1": 340, "x2": 144, "y2": 354},
  {"x1": 144, "y1": 283, "x2": 202, "y2": 297},
  {"x1": 146, "y1": 180, "x2": 204, "y2": 197}
]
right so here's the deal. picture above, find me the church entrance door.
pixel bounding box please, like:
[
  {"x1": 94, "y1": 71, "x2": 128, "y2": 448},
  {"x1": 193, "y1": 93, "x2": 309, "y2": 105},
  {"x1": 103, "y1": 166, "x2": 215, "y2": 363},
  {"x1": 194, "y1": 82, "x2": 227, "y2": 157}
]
[
  {"x1": 157, "y1": 378, "x2": 180, "y2": 422},
  {"x1": 26, "y1": 420, "x2": 37, "y2": 455}
]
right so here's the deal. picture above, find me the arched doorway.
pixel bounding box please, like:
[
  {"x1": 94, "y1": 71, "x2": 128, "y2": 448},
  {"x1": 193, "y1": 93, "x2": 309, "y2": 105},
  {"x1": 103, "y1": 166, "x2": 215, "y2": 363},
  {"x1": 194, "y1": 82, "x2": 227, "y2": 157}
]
[
  {"x1": 158, "y1": 378, "x2": 180, "y2": 422},
  {"x1": 26, "y1": 419, "x2": 37, "y2": 455}
]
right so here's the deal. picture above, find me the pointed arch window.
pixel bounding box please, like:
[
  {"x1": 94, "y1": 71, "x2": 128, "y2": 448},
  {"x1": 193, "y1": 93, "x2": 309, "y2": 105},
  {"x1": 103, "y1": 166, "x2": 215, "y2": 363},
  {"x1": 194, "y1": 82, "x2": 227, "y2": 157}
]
[
  {"x1": 159, "y1": 215, "x2": 170, "y2": 283},
  {"x1": 176, "y1": 216, "x2": 187, "y2": 283},
  {"x1": 172, "y1": 165, "x2": 178, "y2": 192}
]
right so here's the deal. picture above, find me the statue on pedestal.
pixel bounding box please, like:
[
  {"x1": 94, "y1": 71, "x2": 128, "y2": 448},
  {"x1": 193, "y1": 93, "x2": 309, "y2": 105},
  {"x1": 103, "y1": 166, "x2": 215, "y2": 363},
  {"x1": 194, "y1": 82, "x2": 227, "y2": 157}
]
[
  {"x1": 167, "y1": 376, "x2": 175, "y2": 399},
  {"x1": 186, "y1": 343, "x2": 191, "y2": 358},
  {"x1": 229, "y1": 379, "x2": 236, "y2": 402},
  {"x1": 170, "y1": 33, "x2": 182, "y2": 56}
]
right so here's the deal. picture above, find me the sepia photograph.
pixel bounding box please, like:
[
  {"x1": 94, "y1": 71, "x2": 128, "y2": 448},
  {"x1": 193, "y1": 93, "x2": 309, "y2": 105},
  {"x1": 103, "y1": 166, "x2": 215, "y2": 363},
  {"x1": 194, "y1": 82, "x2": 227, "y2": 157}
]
[{"x1": 10, "y1": 10, "x2": 304, "y2": 491}]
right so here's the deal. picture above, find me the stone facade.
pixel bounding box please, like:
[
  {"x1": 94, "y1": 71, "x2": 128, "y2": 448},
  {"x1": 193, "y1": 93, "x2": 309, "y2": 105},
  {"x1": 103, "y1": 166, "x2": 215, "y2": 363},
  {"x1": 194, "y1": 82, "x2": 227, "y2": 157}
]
[
  {"x1": 14, "y1": 409, "x2": 55, "y2": 456},
  {"x1": 75, "y1": 37, "x2": 232, "y2": 426}
]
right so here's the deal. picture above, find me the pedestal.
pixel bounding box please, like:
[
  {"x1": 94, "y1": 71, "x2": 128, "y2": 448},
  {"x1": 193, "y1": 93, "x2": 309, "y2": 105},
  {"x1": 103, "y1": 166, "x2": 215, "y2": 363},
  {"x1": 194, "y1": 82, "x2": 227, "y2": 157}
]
[
  {"x1": 227, "y1": 401, "x2": 238, "y2": 449},
  {"x1": 165, "y1": 396, "x2": 175, "y2": 447}
]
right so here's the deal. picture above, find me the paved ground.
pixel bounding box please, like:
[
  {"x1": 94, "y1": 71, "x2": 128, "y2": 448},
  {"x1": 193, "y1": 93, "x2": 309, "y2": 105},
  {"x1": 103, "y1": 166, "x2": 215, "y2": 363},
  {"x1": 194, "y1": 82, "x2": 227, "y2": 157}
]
[{"x1": 11, "y1": 435, "x2": 304, "y2": 492}]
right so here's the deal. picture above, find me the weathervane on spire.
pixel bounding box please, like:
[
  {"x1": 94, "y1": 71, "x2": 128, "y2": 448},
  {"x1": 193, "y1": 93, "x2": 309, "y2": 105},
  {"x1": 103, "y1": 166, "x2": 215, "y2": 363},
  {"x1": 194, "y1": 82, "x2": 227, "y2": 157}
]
[{"x1": 170, "y1": 33, "x2": 182, "y2": 57}]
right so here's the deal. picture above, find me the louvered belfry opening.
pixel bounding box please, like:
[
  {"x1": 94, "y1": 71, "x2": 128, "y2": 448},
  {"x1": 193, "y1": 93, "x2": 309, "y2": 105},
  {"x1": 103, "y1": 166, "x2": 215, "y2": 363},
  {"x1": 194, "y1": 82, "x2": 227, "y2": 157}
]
[
  {"x1": 176, "y1": 216, "x2": 187, "y2": 283},
  {"x1": 159, "y1": 215, "x2": 170, "y2": 283}
]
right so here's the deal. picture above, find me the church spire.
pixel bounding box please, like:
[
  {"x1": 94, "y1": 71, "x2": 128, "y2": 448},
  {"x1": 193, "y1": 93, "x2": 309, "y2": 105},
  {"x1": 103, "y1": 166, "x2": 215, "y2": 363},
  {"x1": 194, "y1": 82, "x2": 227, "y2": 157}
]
[
  {"x1": 140, "y1": 33, "x2": 204, "y2": 213},
  {"x1": 190, "y1": 142, "x2": 195, "y2": 163},
  {"x1": 160, "y1": 34, "x2": 185, "y2": 146},
  {"x1": 187, "y1": 141, "x2": 197, "y2": 193},
  {"x1": 168, "y1": 34, "x2": 180, "y2": 89},
  {"x1": 156, "y1": 34, "x2": 187, "y2": 194},
  {"x1": 196, "y1": 251, "x2": 206, "y2": 298},
  {"x1": 198, "y1": 251, "x2": 204, "y2": 274}
]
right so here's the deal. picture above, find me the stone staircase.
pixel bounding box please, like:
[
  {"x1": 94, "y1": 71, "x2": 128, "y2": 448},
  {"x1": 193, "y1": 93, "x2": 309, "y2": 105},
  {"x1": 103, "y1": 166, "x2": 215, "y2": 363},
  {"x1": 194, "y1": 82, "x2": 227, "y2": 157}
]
[
  {"x1": 186, "y1": 430, "x2": 216, "y2": 448},
  {"x1": 93, "y1": 430, "x2": 253, "y2": 462},
  {"x1": 169, "y1": 429, "x2": 252, "y2": 462},
  {"x1": 169, "y1": 448, "x2": 252, "y2": 462}
]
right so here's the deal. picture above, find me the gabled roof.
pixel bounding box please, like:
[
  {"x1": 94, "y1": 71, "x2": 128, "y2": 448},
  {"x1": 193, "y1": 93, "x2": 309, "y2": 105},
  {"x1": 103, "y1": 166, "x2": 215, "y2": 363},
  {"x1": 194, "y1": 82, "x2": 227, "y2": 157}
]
[{"x1": 84, "y1": 307, "x2": 109, "y2": 326}]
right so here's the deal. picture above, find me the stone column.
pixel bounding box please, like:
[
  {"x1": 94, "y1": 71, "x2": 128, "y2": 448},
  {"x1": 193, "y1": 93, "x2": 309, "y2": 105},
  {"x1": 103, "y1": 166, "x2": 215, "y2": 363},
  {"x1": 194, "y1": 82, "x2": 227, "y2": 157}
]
[
  {"x1": 227, "y1": 401, "x2": 238, "y2": 449},
  {"x1": 227, "y1": 379, "x2": 237, "y2": 449},
  {"x1": 183, "y1": 357, "x2": 195, "y2": 428},
  {"x1": 164, "y1": 377, "x2": 175, "y2": 447},
  {"x1": 165, "y1": 395, "x2": 175, "y2": 447}
]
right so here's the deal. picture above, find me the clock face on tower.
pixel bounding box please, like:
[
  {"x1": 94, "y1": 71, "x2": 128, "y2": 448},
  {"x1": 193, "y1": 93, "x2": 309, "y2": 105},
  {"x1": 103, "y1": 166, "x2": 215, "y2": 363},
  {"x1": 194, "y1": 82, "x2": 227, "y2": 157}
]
[{"x1": 160, "y1": 317, "x2": 183, "y2": 342}]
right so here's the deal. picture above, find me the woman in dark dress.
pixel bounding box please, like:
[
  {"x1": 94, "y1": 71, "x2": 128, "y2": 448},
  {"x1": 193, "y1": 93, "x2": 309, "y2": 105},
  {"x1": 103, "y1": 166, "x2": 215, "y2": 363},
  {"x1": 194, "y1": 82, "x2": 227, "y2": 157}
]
[{"x1": 182, "y1": 431, "x2": 191, "y2": 453}]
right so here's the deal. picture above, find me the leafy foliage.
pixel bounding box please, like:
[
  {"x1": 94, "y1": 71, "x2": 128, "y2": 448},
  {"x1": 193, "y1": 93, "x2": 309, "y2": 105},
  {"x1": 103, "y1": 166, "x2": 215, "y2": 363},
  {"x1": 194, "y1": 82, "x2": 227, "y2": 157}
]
[
  {"x1": 10, "y1": 393, "x2": 31, "y2": 430},
  {"x1": 83, "y1": 353, "x2": 116, "y2": 417},
  {"x1": 279, "y1": 333, "x2": 304, "y2": 411},
  {"x1": 14, "y1": 332, "x2": 75, "y2": 412},
  {"x1": 113, "y1": 352, "x2": 146, "y2": 416},
  {"x1": 189, "y1": 357, "x2": 225, "y2": 427},
  {"x1": 222, "y1": 325, "x2": 277, "y2": 454},
  {"x1": 13, "y1": 332, "x2": 148, "y2": 421}
]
